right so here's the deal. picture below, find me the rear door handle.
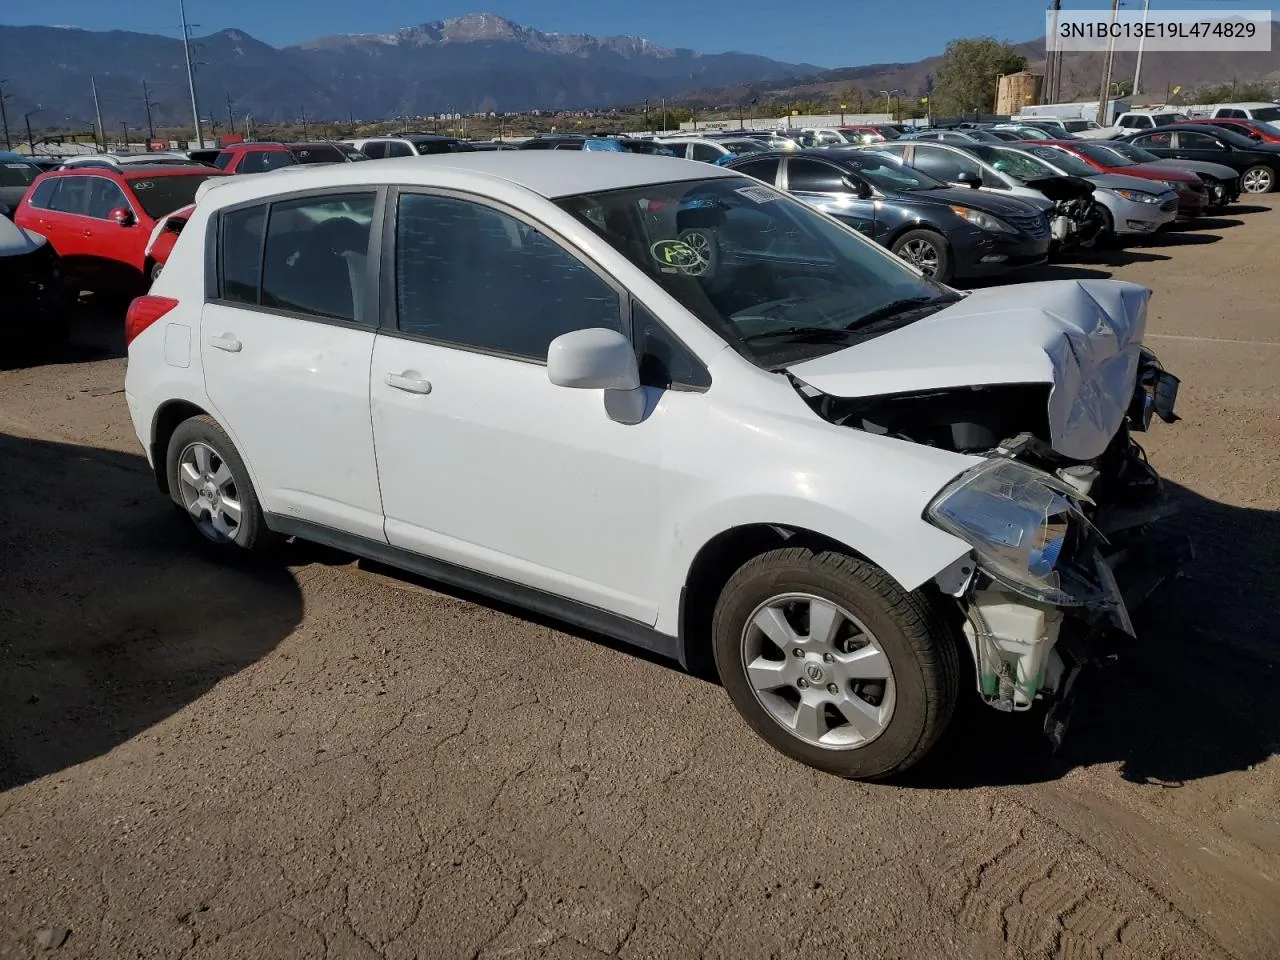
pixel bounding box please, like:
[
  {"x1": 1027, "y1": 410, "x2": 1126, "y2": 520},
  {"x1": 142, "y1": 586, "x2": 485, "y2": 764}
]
[
  {"x1": 385, "y1": 371, "x2": 432, "y2": 395},
  {"x1": 209, "y1": 334, "x2": 242, "y2": 353}
]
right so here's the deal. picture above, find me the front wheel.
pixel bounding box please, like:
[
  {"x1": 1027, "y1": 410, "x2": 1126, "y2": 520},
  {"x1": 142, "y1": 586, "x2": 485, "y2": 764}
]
[
  {"x1": 1241, "y1": 165, "x2": 1275, "y2": 194},
  {"x1": 165, "y1": 415, "x2": 275, "y2": 553},
  {"x1": 890, "y1": 229, "x2": 953, "y2": 284},
  {"x1": 712, "y1": 547, "x2": 959, "y2": 780}
]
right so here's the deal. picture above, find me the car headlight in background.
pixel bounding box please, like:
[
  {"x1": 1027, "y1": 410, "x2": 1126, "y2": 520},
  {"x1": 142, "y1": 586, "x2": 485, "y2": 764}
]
[
  {"x1": 1113, "y1": 189, "x2": 1160, "y2": 204},
  {"x1": 950, "y1": 206, "x2": 1019, "y2": 235},
  {"x1": 926, "y1": 457, "x2": 1106, "y2": 606}
]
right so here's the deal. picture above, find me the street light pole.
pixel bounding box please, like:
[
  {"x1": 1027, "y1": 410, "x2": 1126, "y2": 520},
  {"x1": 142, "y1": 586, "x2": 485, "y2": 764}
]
[
  {"x1": 226, "y1": 92, "x2": 235, "y2": 133},
  {"x1": 24, "y1": 107, "x2": 42, "y2": 157},
  {"x1": 0, "y1": 80, "x2": 11, "y2": 151},
  {"x1": 91, "y1": 75, "x2": 106, "y2": 152},
  {"x1": 1132, "y1": 0, "x2": 1151, "y2": 98},
  {"x1": 180, "y1": 0, "x2": 205, "y2": 148},
  {"x1": 1096, "y1": 0, "x2": 1121, "y2": 126},
  {"x1": 142, "y1": 80, "x2": 157, "y2": 141},
  {"x1": 121, "y1": 121, "x2": 129, "y2": 149}
]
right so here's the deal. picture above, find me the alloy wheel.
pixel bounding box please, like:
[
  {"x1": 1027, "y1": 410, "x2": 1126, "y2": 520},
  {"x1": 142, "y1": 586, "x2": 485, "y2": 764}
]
[
  {"x1": 898, "y1": 238, "x2": 940, "y2": 275},
  {"x1": 176, "y1": 440, "x2": 244, "y2": 543},
  {"x1": 1242, "y1": 167, "x2": 1274, "y2": 193},
  {"x1": 740, "y1": 593, "x2": 897, "y2": 749}
]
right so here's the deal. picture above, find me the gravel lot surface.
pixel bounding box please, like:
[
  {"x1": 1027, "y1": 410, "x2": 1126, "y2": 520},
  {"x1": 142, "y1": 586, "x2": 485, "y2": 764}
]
[{"x1": 2, "y1": 201, "x2": 1278, "y2": 959}]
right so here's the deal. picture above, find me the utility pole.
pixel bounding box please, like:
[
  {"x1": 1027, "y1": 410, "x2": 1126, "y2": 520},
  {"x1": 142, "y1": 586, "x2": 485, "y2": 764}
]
[
  {"x1": 142, "y1": 80, "x2": 157, "y2": 141},
  {"x1": 91, "y1": 75, "x2": 106, "y2": 153},
  {"x1": 0, "y1": 80, "x2": 11, "y2": 151},
  {"x1": 24, "y1": 107, "x2": 41, "y2": 157},
  {"x1": 180, "y1": 0, "x2": 205, "y2": 148},
  {"x1": 660, "y1": 97, "x2": 666, "y2": 133},
  {"x1": 1045, "y1": 0, "x2": 1062, "y2": 104},
  {"x1": 226, "y1": 92, "x2": 234, "y2": 133},
  {"x1": 300, "y1": 106, "x2": 308, "y2": 138},
  {"x1": 1131, "y1": 0, "x2": 1151, "y2": 98},
  {"x1": 120, "y1": 121, "x2": 128, "y2": 149},
  {"x1": 1096, "y1": 0, "x2": 1121, "y2": 126},
  {"x1": 643, "y1": 98, "x2": 649, "y2": 131}
]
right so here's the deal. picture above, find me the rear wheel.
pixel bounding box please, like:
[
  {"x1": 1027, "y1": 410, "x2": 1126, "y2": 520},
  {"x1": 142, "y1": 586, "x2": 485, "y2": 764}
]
[
  {"x1": 1241, "y1": 165, "x2": 1275, "y2": 194},
  {"x1": 712, "y1": 547, "x2": 959, "y2": 780},
  {"x1": 165, "y1": 415, "x2": 275, "y2": 553},
  {"x1": 891, "y1": 229, "x2": 953, "y2": 283}
]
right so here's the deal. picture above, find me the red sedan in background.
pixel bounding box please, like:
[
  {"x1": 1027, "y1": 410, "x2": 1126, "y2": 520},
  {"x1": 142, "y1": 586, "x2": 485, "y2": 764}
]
[
  {"x1": 1027, "y1": 140, "x2": 1208, "y2": 217},
  {"x1": 213, "y1": 141, "x2": 368, "y2": 174},
  {"x1": 1174, "y1": 117, "x2": 1280, "y2": 145},
  {"x1": 15, "y1": 164, "x2": 230, "y2": 295}
]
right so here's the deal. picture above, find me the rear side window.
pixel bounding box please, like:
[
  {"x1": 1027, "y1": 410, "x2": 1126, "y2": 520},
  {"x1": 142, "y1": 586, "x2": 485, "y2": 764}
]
[
  {"x1": 787, "y1": 158, "x2": 847, "y2": 193},
  {"x1": 362, "y1": 142, "x2": 388, "y2": 160},
  {"x1": 27, "y1": 178, "x2": 58, "y2": 209},
  {"x1": 691, "y1": 143, "x2": 723, "y2": 163},
  {"x1": 217, "y1": 193, "x2": 375, "y2": 323},
  {"x1": 49, "y1": 177, "x2": 90, "y2": 214},
  {"x1": 732, "y1": 157, "x2": 780, "y2": 184},
  {"x1": 384, "y1": 141, "x2": 414, "y2": 158},
  {"x1": 261, "y1": 194, "x2": 375, "y2": 321},
  {"x1": 394, "y1": 193, "x2": 621, "y2": 360}
]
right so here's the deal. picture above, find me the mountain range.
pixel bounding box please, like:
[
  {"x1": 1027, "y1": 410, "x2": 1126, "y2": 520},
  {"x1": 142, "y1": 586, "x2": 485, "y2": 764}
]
[
  {"x1": 0, "y1": 14, "x2": 818, "y2": 128},
  {"x1": 0, "y1": 13, "x2": 1276, "y2": 132}
]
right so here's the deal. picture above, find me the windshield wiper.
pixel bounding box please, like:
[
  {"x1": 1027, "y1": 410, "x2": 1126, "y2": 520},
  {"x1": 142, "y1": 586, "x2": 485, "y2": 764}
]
[
  {"x1": 740, "y1": 326, "x2": 866, "y2": 347},
  {"x1": 846, "y1": 295, "x2": 959, "y2": 331}
]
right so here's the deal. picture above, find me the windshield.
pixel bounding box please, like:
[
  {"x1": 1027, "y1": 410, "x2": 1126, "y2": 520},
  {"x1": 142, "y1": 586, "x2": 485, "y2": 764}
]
[
  {"x1": 832, "y1": 151, "x2": 948, "y2": 192},
  {"x1": 620, "y1": 141, "x2": 678, "y2": 156},
  {"x1": 554, "y1": 176, "x2": 953, "y2": 366},
  {"x1": 970, "y1": 146, "x2": 1055, "y2": 180},
  {"x1": 127, "y1": 174, "x2": 219, "y2": 219},
  {"x1": 1020, "y1": 145, "x2": 1095, "y2": 178},
  {"x1": 721, "y1": 139, "x2": 767, "y2": 155},
  {"x1": 1096, "y1": 141, "x2": 1159, "y2": 164},
  {"x1": 871, "y1": 126, "x2": 902, "y2": 139},
  {"x1": 0, "y1": 162, "x2": 39, "y2": 187}
]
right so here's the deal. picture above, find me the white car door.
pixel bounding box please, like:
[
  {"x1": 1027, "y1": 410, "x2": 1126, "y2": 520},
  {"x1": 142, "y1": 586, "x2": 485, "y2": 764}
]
[
  {"x1": 200, "y1": 190, "x2": 386, "y2": 540},
  {"x1": 369, "y1": 191, "x2": 697, "y2": 624}
]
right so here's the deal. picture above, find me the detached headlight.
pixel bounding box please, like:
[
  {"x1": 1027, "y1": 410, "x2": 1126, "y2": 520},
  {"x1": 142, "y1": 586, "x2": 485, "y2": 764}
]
[
  {"x1": 950, "y1": 205, "x2": 1018, "y2": 235},
  {"x1": 1114, "y1": 189, "x2": 1160, "y2": 204},
  {"x1": 927, "y1": 458, "x2": 1104, "y2": 606}
]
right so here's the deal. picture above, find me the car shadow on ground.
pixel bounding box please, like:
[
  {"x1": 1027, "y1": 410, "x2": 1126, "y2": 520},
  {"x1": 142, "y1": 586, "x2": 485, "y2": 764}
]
[
  {"x1": 1226, "y1": 203, "x2": 1272, "y2": 215},
  {"x1": 960, "y1": 263, "x2": 1116, "y2": 287},
  {"x1": 1, "y1": 298, "x2": 127, "y2": 372},
  {"x1": 906, "y1": 479, "x2": 1280, "y2": 789},
  {"x1": 0, "y1": 433, "x2": 302, "y2": 792},
  {"x1": 1167, "y1": 217, "x2": 1245, "y2": 233}
]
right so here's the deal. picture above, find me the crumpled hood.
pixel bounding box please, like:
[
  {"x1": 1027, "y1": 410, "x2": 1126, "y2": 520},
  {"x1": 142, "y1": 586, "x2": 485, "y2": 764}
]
[{"x1": 786, "y1": 279, "x2": 1152, "y2": 461}]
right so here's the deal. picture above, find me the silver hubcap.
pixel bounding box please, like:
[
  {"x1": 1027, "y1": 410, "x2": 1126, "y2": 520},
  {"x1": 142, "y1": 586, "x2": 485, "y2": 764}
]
[
  {"x1": 1243, "y1": 168, "x2": 1273, "y2": 193},
  {"x1": 898, "y1": 239, "x2": 939, "y2": 274},
  {"x1": 741, "y1": 593, "x2": 896, "y2": 750},
  {"x1": 177, "y1": 441, "x2": 243, "y2": 543}
]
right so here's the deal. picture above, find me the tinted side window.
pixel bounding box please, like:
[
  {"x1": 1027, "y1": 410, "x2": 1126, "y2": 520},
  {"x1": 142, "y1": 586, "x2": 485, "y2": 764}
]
[
  {"x1": 213, "y1": 152, "x2": 234, "y2": 170},
  {"x1": 362, "y1": 142, "x2": 387, "y2": 159},
  {"x1": 385, "y1": 141, "x2": 415, "y2": 158},
  {"x1": 256, "y1": 194, "x2": 374, "y2": 321},
  {"x1": 27, "y1": 178, "x2": 58, "y2": 209},
  {"x1": 1178, "y1": 132, "x2": 1226, "y2": 150},
  {"x1": 691, "y1": 143, "x2": 723, "y2": 163},
  {"x1": 395, "y1": 194, "x2": 621, "y2": 360},
  {"x1": 86, "y1": 178, "x2": 130, "y2": 219},
  {"x1": 632, "y1": 301, "x2": 709, "y2": 390},
  {"x1": 910, "y1": 147, "x2": 979, "y2": 182},
  {"x1": 48, "y1": 177, "x2": 90, "y2": 215},
  {"x1": 219, "y1": 205, "x2": 267, "y2": 304},
  {"x1": 787, "y1": 158, "x2": 847, "y2": 193},
  {"x1": 732, "y1": 157, "x2": 780, "y2": 184},
  {"x1": 1138, "y1": 132, "x2": 1173, "y2": 148}
]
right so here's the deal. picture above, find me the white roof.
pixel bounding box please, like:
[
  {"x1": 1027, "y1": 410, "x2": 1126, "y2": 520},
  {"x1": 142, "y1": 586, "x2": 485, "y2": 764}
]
[{"x1": 193, "y1": 152, "x2": 735, "y2": 210}]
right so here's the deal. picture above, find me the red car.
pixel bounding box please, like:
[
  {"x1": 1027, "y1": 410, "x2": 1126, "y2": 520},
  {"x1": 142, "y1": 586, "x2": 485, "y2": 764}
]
[
  {"x1": 213, "y1": 141, "x2": 368, "y2": 174},
  {"x1": 1174, "y1": 117, "x2": 1280, "y2": 145},
  {"x1": 1028, "y1": 140, "x2": 1208, "y2": 216},
  {"x1": 15, "y1": 165, "x2": 229, "y2": 294}
]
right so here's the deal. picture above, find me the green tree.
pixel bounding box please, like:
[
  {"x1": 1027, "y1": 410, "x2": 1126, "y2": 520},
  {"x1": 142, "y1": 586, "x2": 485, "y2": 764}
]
[
  {"x1": 1189, "y1": 80, "x2": 1276, "y2": 104},
  {"x1": 931, "y1": 37, "x2": 1027, "y2": 117}
]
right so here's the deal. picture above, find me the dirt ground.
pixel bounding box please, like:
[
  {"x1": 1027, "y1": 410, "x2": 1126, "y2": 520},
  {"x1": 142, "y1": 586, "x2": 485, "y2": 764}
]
[{"x1": 2, "y1": 201, "x2": 1278, "y2": 960}]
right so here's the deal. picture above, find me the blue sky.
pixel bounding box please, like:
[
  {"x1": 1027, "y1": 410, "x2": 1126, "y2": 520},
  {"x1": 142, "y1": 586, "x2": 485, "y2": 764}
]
[{"x1": 4, "y1": 0, "x2": 1267, "y2": 68}]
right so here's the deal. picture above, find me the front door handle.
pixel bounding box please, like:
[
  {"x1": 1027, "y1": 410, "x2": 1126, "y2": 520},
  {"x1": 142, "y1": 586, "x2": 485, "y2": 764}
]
[
  {"x1": 385, "y1": 371, "x2": 432, "y2": 395},
  {"x1": 209, "y1": 333, "x2": 242, "y2": 353}
]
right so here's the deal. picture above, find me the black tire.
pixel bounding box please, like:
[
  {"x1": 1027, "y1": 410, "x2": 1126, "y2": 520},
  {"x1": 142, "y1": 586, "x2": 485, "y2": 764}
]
[
  {"x1": 1086, "y1": 204, "x2": 1116, "y2": 249},
  {"x1": 165, "y1": 415, "x2": 276, "y2": 554},
  {"x1": 890, "y1": 229, "x2": 953, "y2": 284},
  {"x1": 1241, "y1": 165, "x2": 1275, "y2": 194},
  {"x1": 712, "y1": 547, "x2": 959, "y2": 781}
]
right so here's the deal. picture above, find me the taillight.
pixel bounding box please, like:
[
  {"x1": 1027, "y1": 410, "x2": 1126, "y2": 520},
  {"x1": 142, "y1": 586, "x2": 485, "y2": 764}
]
[{"x1": 125, "y1": 295, "x2": 179, "y2": 346}]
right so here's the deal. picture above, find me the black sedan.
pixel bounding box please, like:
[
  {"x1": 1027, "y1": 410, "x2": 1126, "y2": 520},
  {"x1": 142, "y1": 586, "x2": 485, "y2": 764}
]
[
  {"x1": 1120, "y1": 125, "x2": 1280, "y2": 194},
  {"x1": 724, "y1": 149, "x2": 1050, "y2": 283}
]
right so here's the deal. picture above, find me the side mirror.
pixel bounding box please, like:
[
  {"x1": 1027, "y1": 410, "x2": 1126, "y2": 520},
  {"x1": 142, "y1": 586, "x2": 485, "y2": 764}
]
[
  {"x1": 842, "y1": 176, "x2": 872, "y2": 199},
  {"x1": 547, "y1": 328, "x2": 646, "y2": 425},
  {"x1": 956, "y1": 171, "x2": 982, "y2": 189},
  {"x1": 110, "y1": 207, "x2": 136, "y2": 227}
]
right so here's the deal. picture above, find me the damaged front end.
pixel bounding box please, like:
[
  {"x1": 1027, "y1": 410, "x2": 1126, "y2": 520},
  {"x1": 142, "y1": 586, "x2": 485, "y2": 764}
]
[
  {"x1": 1026, "y1": 175, "x2": 1104, "y2": 250},
  {"x1": 798, "y1": 343, "x2": 1187, "y2": 747}
]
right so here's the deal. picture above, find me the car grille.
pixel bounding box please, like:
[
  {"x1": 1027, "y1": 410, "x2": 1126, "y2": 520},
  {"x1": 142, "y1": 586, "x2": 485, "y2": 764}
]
[
  {"x1": 1004, "y1": 210, "x2": 1049, "y2": 239},
  {"x1": 1159, "y1": 197, "x2": 1178, "y2": 213}
]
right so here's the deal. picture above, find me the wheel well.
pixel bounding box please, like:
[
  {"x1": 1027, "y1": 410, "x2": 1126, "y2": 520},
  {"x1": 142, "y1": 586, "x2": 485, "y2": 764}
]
[
  {"x1": 150, "y1": 400, "x2": 209, "y2": 495},
  {"x1": 888, "y1": 223, "x2": 947, "y2": 250},
  {"x1": 679, "y1": 524, "x2": 869, "y2": 681}
]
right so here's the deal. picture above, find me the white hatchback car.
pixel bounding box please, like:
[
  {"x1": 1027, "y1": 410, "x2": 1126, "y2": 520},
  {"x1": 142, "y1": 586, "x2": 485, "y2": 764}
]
[{"x1": 124, "y1": 153, "x2": 1185, "y2": 780}]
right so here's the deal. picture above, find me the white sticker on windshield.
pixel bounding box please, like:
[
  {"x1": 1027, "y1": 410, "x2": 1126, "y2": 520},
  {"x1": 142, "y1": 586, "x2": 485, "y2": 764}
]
[
  {"x1": 5, "y1": 163, "x2": 29, "y2": 169},
  {"x1": 735, "y1": 184, "x2": 778, "y2": 204}
]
